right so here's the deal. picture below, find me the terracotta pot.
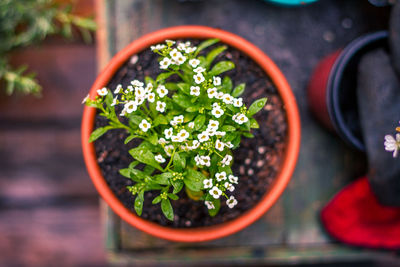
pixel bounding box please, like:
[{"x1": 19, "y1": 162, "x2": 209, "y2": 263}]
[
  {"x1": 82, "y1": 25, "x2": 301, "y2": 242},
  {"x1": 307, "y1": 31, "x2": 388, "y2": 151}
]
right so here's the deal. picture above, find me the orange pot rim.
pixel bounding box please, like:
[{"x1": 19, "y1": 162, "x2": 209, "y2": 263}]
[{"x1": 81, "y1": 25, "x2": 301, "y2": 243}]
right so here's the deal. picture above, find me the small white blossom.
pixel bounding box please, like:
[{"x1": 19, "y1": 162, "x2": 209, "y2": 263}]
[
  {"x1": 171, "y1": 135, "x2": 183, "y2": 143},
  {"x1": 185, "y1": 46, "x2": 197, "y2": 53},
  {"x1": 203, "y1": 179, "x2": 213, "y2": 189},
  {"x1": 125, "y1": 101, "x2": 137, "y2": 113},
  {"x1": 207, "y1": 87, "x2": 217, "y2": 99},
  {"x1": 193, "y1": 73, "x2": 205, "y2": 84},
  {"x1": 215, "y1": 171, "x2": 227, "y2": 182},
  {"x1": 191, "y1": 140, "x2": 200, "y2": 149},
  {"x1": 165, "y1": 40, "x2": 175, "y2": 46},
  {"x1": 225, "y1": 141, "x2": 234, "y2": 149},
  {"x1": 120, "y1": 108, "x2": 127, "y2": 117},
  {"x1": 384, "y1": 134, "x2": 400, "y2": 157},
  {"x1": 126, "y1": 85, "x2": 134, "y2": 92},
  {"x1": 226, "y1": 196, "x2": 238, "y2": 208},
  {"x1": 228, "y1": 174, "x2": 238, "y2": 184},
  {"x1": 198, "y1": 131, "x2": 209, "y2": 143},
  {"x1": 205, "y1": 201, "x2": 215, "y2": 210},
  {"x1": 158, "y1": 138, "x2": 167, "y2": 145},
  {"x1": 233, "y1": 97, "x2": 243, "y2": 107},
  {"x1": 169, "y1": 48, "x2": 182, "y2": 61},
  {"x1": 155, "y1": 154, "x2": 166, "y2": 163},
  {"x1": 189, "y1": 59, "x2": 200, "y2": 68},
  {"x1": 164, "y1": 145, "x2": 174, "y2": 156},
  {"x1": 215, "y1": 92, "x2": 224, "y2": 100},
  {"x1": 223, "y1": 94, "x2": 234, "y2": 105},
  {"x1": 159, "y1": 57, "x2": 172, "y2": 70},
  {"x1": 209, "y1": 186, "x2": 222, "y2": 199},
  {"x1": 150, "y1": 44, "x2": 166, "y2": 51},
  {"x1": 190, "y1": 86, "x2": 201, "y2": 96},
  {"x1": 82, "y1": 94, "x2": 89, "y2": 104},
  {"x1": 233, "y1": 113, "x2": 249, "y2": 124},
  {"x1": 194, "y1": 67, "x2": 206, "y2": 73},
  {"x1": 164, "y1": 128, "x2": 173, "y2": 139},
  {"x1": 156, "y1": 85, "x2": 168, "y2": 98},
  {"x1": 195, "y1": 155, "x2": 202, "y2": 166},
  {"x1": 131, "y1": 80, "x2": 144, "y2": 87},
  {"x1": 135, "y1": 86, "x2": 145, "y2": 97},
  {"x1": 111, "y1": 97, "x2": 118, "y2": 106},
  {"x1": 215, "y1": 139, "x2": 224, "y2": 151},
  {"x1": 208, "y1": 120, "x2": 219, "y2": 130},
  {"x1": 139, "y1": 119, "x2": 151, "y2": 132},
  {"x1": 156, "y1": 101, "x2": 166, "y2": 113},
  {"x1": 147, "y1": 92, "x2": 155, "y2": 103},
  {"x1": 114, "y1": 84, "x2": 122, "y2": 94},
  {"x1": 213, "y1": 76, "x2": 221, "y2": 86},
  {"x1": 177, "y1": 42, "x2": 187, "y2": 51},
  {"x1": 221, "y1": 154, "x2": 233, "y2": 167},
  {"x1": 97, "y1": 87, "x2": 108, "y2": 96},
  {"x1": 177, "y1": 129, "x2": 189, "y2": 141},
  {"x1": 175, "y1": 55, "x2": 187, "y2": 65},
  {"x1": 215, "y1": 131, "x2": 226, "y2": 137},
  {"x1": 211, "y1": 106, "x2": 224, "y2": 118},
  {"x1": 145, "y1": 83, "x2": 153, "y2": 93},
  {"x1": 201, "y1": 155, "x2": 211, "y2": 167},
  {"x1": 171, "y1": 115, "x2": 184, "y2": 126},
  {"x1": 188, "y1": 121, "x2": 195, "y2": 128},
  {"x1": 224, "y1": 182, "x2": 235, "y2": 192}
]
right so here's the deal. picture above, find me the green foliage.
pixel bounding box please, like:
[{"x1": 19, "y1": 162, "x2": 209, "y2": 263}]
[
  {"x1": 0, "y1": 0, "x2": 96, "y2": 96},
  {"x1": 84, "y1": 39, "x2": 267, "y2": 220}
]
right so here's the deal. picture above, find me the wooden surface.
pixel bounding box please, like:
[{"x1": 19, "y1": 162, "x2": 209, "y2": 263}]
[{"x1": 97, "y1": 0, "x2": 400, "y2": 265}]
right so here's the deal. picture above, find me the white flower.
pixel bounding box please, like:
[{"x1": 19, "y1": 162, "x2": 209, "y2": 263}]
[
  {"x1": 211, "y1": 106, "x2": 224, "y2": 118},
  {"x1": 188, "y1": 122, "x2": 195, "y2": 128},
  {"x1": 203, "y1": 179, "x2": 213, "y2": 189},
  {"x1": 139, "y1": 119, "x2": 151, "y2": 132},
  {"x1": 111, "y1": 97, "x2": 118, "y2": 106},
  {"x1": 201, "y1": 156, "x2": 211, "y2": 167},
  {"x1": 177, "y1": 42, "x2": 186, "y2": 51},
  {"x1": 221, "y1": 154, "x2": 233, "y2": 167},
  {"x1": 155, "y1": 154, "x2": 166, "y2": 163},
  {"x1": 209, "y1": 186, "x2": 222, "y2": 199},
  {"x1": 189, "y1": 59, "x2": 200, "y2": 68},
  {"x1": 224, "y1": 182, "x2": 235, "y2": 192},
  {"x1": 216, "y1": 92, "x2": 224, "y2": 100},
  {"x1": 82, "y1": 94, "x2": 89, "y2": 104},
  {"x1": 223, "y1": 94, "x2": 234, "y2": 105},
  {"x1": 205, "y1": 201, "x2": 215, "y2": 210},
  {"x1": 97, "y1": 87, "x2": 108, "y2": 96},
  {"x1": 120, "y1": 108, "x2": 127, "y2": 117},
  {"x1": 225, "y1": 141, "x2": 234, "y2": 149},
  {"x1": 213, "y1": 76, "x2": 221, "y2": 86},
  {"x1": 135, "y1": 86, "x2": 145, "y2": 97},
  {"x1": 190, "y1": 86, "x2": 201, "y2": 96},
  {"x1": 169, "y1": 48, "x2": 182, "y2": 60},
  {"x1": 233, "y1": 113, "x2": 249, "y2": 124},
  {"x1": 158, "y1": 138, "x2": 167, "y2": 145},
  {"x1": 151, "y1": 44, "x2": 166, "y2": 51},
  {"x1": 156, "y1": 101, "x2": 166, "y2": 113},
  {"x1": 384, "y1": 134, "x2": 400, "y2": 157},
  {"x1": 131, "y1": 80, "x2": 144, "y2": 87},
  {"x1": 233, "y1": 97, "x2": 243, "y2": 107},
  {"x1": 171, "y1": 135, "x2": 183, "y2": 143},
  {"x1": 215, "y1": 139, "x2": 224, "y2": 151},
  {"x1": 207, "y1": 87, "x2": 217, "y2": 99},
  {"x1": 125, "y1": 101, "x2": 137, "y2": 113},
  {"x1": 206, "y1": 128, "x2": 217, "y2": 136},
  {"x1": 226, "y1": 196, "x2": 238, "y2": 208},
  {"x1": 193, "y1": 73, "x2": 205, "y2": 84},
  {"x1": 171, "y1": 115, "x2": 184, "y2": 126},
  {"x1": 175, "y1": 55, "x2": 187, "y2": 65},
  {"x1": 215, "y1": 171, "x2": 227, "y2": 182},
  {"x1": 164, "y1": 128, "x2": 173, "y2": 139},
  {"x1": 126, "y1": 85, "x2": 134, "y2": 92},
  {"x1": 165, "y1": 40, "x2": 175, "y2": 46},
  {"x1": 145, "y1": 83, "x2": 153, "y2": 92},
  {"x1": 215, "y1": 131, "x2": 226, "y2": 137},
  {"x1": 185, "y1": 46, "x2": 197, "y2": 53},
  {"x1": 194, "y1": 67, "x2": 206, "y2": 73},
  {"x1": 147, "y1": 92, "x2": 155, "y2": 103},
  {"x1": 177, "y1": 129, "x2": 189, "y2": 141},
  {"x1": 164, "y1": 145, "x2": 174, "y2": 156},
  {"x1": 191, "y1": 140, "x2": 200, "y2": 149},
  {"x1": 159, "y1": 57, "x2": 172, "y2": 70},
  {"x1": 114, "y1": 84, "x2": 122, "y2": 94},
  {"x1": 198, "y1": 131, "x2": 209, "y2": 143},
  {"x1": 195, "y1": 155, "x2": 202, "y2": 166},
  {"x1": 228, "y1": 174, "x2": 238, "y2": 184},
  {"x1": 208, "y1": 120, "x2": 219, "y2": 130},
  {"x1": 156, "y1": 85, "x2": 168, "y2": 98}
]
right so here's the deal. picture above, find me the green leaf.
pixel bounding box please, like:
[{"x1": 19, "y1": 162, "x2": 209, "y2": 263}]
[
  {"x1": 153, "y1": 115, "x2": 168, "y2": 126},
  {"x1": 195, "y1": 38, "x2": 219, "y2": 56},
  {"x1": 161, "y1": 199, "x2": 174, "y2": 221},
  {"x1": 129, "y1": 147, "x2": 163, "y2": 171},
  {"x1": 222, "y1": 76, "x2": 232, "y2": 92},
  {"x1": 248, "y1": 97, "x2": 267, "y2": 116},
  {"x1": 173, "y1": 153, "x2": 186, "y2": 172},
  {"x1": 129, "y1": 114, "x2": 143, "y2": 125},
  {"x1": 231, "y1": 83, "x2": 245, "y2": 97},
  {"x1": 156, "y1": 72, "x2": 174, "y2": 82},
  {"x1": 184, "y1": 168, "x2": 205, "y2": 192},
  {"x1": 205, "y1": 46, "x2": 227, "y2": 68},
  {"x1": 186, "y1": 106, "x2": 200, "y2": 113},
  {"x1": 168, "y1": 193, "x2": 179, "y2": 200},
  {"x1": 221, "y1": 125, "x2": 236, "y2": 132},
  {"x1": 171, "y1": 179, "x2": 184, "y2": 194},
  {"x1": 152, "y1": 196, "x2": 161, "y2": 204},
  {"x1": 124, "y1": 134, "x2": 137, "y2": 144},
  {"x1": 242, "y1": 132, "x2": 254, "y2": 138},
  {"x1": 148, "y1": 132, "x2": 158, "y2": 145},
  {"x1": 89, "y1": 126, "x2": 111, "y2": 142},
  {"x1": 143, "y1": 165, "x2": 155, "y2": 175},
  {"x1": 205, "y1": 194, "x2": 221, "y2": 217},
  {"x1": 250, "y1": 118, "x2": 259, "y2": 129},
  {"x1": 172, "y1": 94, "x2": 192, "y2": 108},
  {"x1": 177, "y1": 83, "x2": 190, "y2": 95},
  {"x1": 134, "y1": 190, "x2": 144, "y2": 216},
  {"x1": 208, "y1": 61, "x2": 235, "y2": 76},
  {"x1": 194, "y1": 114, "x2": 206, "y2": 131},
  {"x1": 119, "y1": 168, "x2": 131, "y2": 178},
  {"x1": 165, "y1": 82, "x2": 180, "y2": 91},
  {"x1": 153, "y1": 172, "x2": 173, "y2": 185}
]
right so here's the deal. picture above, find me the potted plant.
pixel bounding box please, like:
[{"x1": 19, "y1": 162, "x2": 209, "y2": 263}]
[{"x1": 82, "y1": 25, "x2": 300, "y2": 242}]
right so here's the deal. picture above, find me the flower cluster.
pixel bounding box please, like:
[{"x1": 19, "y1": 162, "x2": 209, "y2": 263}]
[
  {"x1": 84, "y1": 39, "x2": 267, "y2": 220},
  {"x1": 384, "y1": 121, "x2": 400, "y2": 158}
]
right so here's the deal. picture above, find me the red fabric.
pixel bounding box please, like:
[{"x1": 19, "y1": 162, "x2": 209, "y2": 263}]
[{"x1": 320, "y1": 177, "x2": 400, "y2": 249}]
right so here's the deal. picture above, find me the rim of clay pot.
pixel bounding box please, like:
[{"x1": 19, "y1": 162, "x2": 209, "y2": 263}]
[
  {"x1": 82, "y1": 25, "x2": 301, "y2": 242},
  {"x1": 327, "y1": 30, "x2": 388, "y2": 151}
]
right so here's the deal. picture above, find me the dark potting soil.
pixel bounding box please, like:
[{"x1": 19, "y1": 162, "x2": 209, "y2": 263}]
[{"x1": 94, "y1": 40, "x2": 288, "y2": 228}]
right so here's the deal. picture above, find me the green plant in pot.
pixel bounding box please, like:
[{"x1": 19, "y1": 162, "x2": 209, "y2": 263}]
[{"x1": 83, "y1": 39, "x2": 267, "y2": 220}]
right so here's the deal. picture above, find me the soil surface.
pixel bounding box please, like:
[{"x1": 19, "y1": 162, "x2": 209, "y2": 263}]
[{"x1": 94, "y1": 40, "x2": 288, "y2": 228}]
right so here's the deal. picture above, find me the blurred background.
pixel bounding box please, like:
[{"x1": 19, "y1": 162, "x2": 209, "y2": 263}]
[{"x1": 0, "y1": 0, "x2": 398, "y2": 266}]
